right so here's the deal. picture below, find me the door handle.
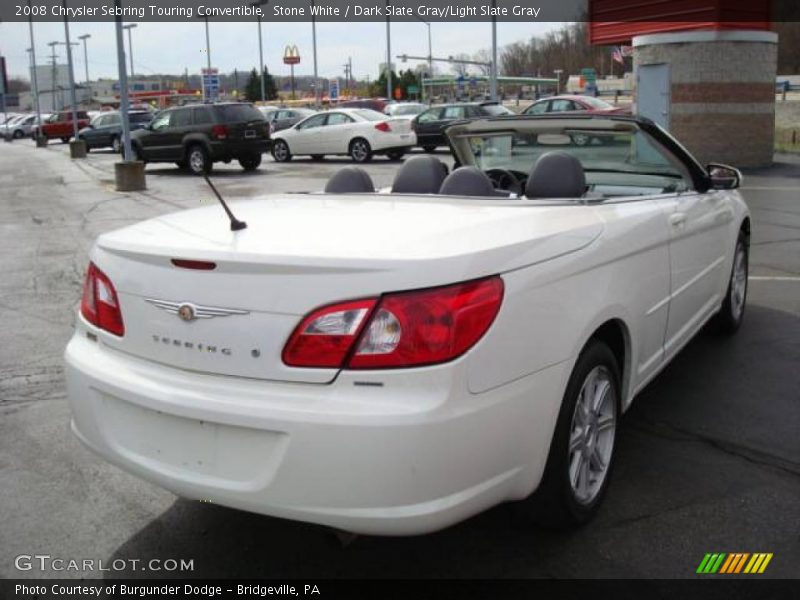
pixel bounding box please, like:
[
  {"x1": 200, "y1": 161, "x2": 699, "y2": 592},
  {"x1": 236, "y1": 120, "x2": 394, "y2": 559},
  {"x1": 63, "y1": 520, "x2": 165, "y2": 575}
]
[{"x1": 670, "y1": 213, "x2": 687, "y2": 227}]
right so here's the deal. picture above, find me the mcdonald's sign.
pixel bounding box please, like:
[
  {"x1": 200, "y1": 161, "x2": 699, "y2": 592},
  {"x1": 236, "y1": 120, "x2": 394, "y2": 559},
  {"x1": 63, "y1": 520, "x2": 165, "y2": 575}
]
[{"x1": 283, "y1": 45, "x2": 301, "y2": 65}]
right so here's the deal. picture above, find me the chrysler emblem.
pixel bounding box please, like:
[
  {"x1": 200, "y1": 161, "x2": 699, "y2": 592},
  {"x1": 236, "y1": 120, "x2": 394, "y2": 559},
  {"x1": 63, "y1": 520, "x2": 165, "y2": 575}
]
[
  {"x1": 145, "y1": 298, "x2": 249, "y2": 321},
  {"x1": 177, "y1": 304, "x2": 196, "y2": 322}
]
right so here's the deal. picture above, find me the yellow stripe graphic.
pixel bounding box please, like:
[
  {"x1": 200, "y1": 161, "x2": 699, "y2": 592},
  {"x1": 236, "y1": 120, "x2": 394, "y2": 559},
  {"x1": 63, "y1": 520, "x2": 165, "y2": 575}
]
[
  {"x1": 758, "y1": 553, "x2": 773, "y2": 573},
  {"x1": 749, "y1": 554, "x2": 766, "y2": 573},
  {"x1": 744, "y1": 554, "x2": 760, "y2": 573}
]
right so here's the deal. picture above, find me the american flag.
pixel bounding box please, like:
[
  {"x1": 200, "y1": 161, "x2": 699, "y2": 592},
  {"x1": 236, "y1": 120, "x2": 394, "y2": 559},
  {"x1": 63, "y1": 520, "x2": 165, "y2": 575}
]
[{"x1": 612, "y1": 47, "x2": 625, "y2": 65}]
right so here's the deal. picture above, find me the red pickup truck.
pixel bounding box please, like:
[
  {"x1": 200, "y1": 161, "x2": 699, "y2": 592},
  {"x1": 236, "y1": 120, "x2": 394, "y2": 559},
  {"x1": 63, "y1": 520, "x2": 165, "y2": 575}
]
[{"x1": 40, "y1": 110, "x2": 91, "y2": 143}]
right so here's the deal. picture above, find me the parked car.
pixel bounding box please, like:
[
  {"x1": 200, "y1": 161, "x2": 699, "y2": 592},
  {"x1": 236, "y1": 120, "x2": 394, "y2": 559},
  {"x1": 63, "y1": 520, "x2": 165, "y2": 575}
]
[
  {"x1": 29, "y1": 113, "x2": 53, "y2": 140},
  {"x1": 129, "y1": 102, "x2": 269, "y2": 175},
  {"x1": 271, "y1": 108, "x2": 416, "y2": 163},
  {"x1": 522, "y1": 95, "x2": 630, "y2": 145},
  {"x1": 384, "y1": 102, "x2": 427, "y2": 118},
  {"x1": 262, "y1": 107, "x2": 316, "y2": 133},
  {"x1": 1, "y1": 114, "x2": 37, "y2": 139},
  {"x1": 78, "y1": 110, "x2": 152, "y2": 152},
  {"x1": 40, "y1": 110, "x2": 91, "y2": 143},
  {"x1": 412, "y1": 101, "x2": 514, "y2": 152},
  {"x1": 337, "y1": 98, "x2": 388, "y2": 113},
  {"x1": 65, "y1": 114, "x2": 750, "y2": 535}
]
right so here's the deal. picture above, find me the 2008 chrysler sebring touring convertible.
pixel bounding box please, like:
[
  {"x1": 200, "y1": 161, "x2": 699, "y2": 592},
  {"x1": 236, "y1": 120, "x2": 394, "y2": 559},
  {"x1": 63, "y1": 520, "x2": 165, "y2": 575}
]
[{"x1": 65, "y1": 115, "x2": 750, "y2": 535}]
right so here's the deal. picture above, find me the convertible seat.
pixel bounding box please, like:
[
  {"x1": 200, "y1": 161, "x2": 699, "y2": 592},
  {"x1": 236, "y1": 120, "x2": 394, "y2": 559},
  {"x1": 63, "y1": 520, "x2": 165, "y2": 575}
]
[
  {"x1": 391, "y1": 155, "x2": 448, "y2": 194},
  {"x1": 439, "y1": 166, "x2": 496, "y2": 197},
  {"x1": 324, "y1": 166, "x2": 376, "y2": 193},
  {"x1": 525, "y1": 151, "x2": 586, "y2": 199}
]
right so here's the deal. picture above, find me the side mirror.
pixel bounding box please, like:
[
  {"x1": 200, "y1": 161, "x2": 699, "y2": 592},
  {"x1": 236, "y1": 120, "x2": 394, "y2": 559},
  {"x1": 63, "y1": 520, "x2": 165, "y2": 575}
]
[{"x1": 707, "y1": 163, "x2": 742, "y2": 190}]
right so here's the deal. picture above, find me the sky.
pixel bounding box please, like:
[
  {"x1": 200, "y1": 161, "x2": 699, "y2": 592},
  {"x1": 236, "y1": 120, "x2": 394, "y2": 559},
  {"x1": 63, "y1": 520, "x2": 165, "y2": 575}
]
[{"x1": 0, "y1": 20, "x2": 561, "y2": 82}]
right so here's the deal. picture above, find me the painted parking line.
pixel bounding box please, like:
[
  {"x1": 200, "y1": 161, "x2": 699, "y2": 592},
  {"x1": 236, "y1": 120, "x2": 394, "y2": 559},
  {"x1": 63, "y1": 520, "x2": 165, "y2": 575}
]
[{"x1": 748, "y1": 276, "x2": 800, "y2": 282}]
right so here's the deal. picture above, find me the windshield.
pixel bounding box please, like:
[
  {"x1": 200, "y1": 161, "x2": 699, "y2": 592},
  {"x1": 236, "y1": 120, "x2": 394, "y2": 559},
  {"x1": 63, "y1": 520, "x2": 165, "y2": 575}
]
[
  {"x1": 482, "y1": 104, "x2": 514, "y2": 116},
  {"x1": 129, "y1": 112, "x2": 152, "y2": 123},
  {"x1": 461, "y1": 127, "x2": 691, "y2": 194}
]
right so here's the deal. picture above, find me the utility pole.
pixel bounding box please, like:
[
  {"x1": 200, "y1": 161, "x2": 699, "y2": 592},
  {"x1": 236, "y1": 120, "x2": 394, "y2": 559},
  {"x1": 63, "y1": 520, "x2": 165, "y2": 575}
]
[
  {"x1": 312, "y1": 0, "x2": 319, "y2": 108},
  {"x1": 78, "y1": 33, "x2": 90, "y2": 83},
  {"x1": 48, "y1": 42, "x2": 58, "y2": 111},
  {"x1": 251, "y1": 1, "x2": 268, "y2": 103}
]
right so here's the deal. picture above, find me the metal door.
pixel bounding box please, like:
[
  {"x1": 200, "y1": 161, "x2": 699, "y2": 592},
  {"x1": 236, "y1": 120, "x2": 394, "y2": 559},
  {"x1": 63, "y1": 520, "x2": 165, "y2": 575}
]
[{"x1": 637, "y1": 63, "x2": 670, "y2": 130}]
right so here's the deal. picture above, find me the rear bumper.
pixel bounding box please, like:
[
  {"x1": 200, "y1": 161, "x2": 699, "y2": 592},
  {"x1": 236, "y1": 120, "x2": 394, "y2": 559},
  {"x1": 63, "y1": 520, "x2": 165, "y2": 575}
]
[
  {"x1": 208, "y1": 139, "x2": 270, "y2": 159},
  {"x1": 64, "y1": 329, "x2": 563, "y2": 535}
]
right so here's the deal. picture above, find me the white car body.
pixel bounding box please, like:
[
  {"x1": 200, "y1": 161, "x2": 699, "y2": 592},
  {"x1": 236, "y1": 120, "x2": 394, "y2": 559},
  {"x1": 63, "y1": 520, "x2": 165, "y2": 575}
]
[
  {"x1": 65, "y1": 116, "x2": 749, "y2": 535},
  {"x1": 2, "y1": 114, "x2": 36, "y2": 138},
  {"x1": 271, "y1": 108, "x2": 416, "y2": 159}
]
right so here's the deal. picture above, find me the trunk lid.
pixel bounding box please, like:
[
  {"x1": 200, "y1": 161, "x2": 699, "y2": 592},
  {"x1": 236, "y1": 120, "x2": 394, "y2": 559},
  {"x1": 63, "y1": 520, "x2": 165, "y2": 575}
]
[{"x1": 91, "y1": 194, "x2": 603, "y2": 383}]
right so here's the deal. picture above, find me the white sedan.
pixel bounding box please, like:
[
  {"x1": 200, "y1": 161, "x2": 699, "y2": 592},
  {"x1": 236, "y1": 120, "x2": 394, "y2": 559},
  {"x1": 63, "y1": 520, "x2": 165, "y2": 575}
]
[
  {"x1": 271, "y1": 108, "x2": 416, "y2": 162},
  {"x1": 65, "y1": 115, "x2": 749, "y2": 535}
]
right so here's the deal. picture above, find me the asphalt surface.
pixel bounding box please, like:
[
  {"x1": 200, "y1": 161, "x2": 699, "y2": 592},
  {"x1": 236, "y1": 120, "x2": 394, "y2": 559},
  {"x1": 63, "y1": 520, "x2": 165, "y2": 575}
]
[{"x1": 0, "y1": 139, "x2": 798, "y2": 580}]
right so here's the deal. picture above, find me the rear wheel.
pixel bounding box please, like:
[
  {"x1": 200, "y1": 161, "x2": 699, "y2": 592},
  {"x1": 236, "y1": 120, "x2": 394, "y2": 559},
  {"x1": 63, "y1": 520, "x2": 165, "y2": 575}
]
[
  {"x1": 271, "y1": 139, "x2": 292, "y2": 162},
  {"x1": 422, "y1": 145, "x2": 437, "y2": 153},
  {"x1": 710, "y1": 230, "x2": 748, "y2": 334},
  {"x1": 111, "y1": 135, "x2": 121, "y2": 154},
  {"x1": 238, "y1": 154, "x2": 262, "y2": 171},
  {"x1": 386, "y1": 150, "x2": 405, "y2": 161},
  {"x1": 186, "y1": 144, "x2": 212, "y2": 175},
  {"x1": 13, "y1": 130, "x2": 23, "y2": 139},
  {"x1": 349, "y1": 138, "x2": 372, "y2": 163},
  {"x1": 520, "y1": 340, "x2": 620, "y2": 529}
]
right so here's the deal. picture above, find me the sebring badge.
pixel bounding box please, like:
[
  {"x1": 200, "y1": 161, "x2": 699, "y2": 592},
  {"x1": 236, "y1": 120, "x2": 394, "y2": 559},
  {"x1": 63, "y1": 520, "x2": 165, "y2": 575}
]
[{"x1": 145, "y1": 298, "x2": 249, "y2": 321}]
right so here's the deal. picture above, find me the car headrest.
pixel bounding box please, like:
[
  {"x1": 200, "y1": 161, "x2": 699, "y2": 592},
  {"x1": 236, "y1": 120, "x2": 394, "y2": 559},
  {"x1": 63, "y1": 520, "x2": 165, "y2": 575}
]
[
  {"x1": 391, "y1": 155, "x2": 448, "y2": 194},
  {"x1": 324, "y1": 166, "x2": 375, "y2": 193},
  {"x1": 439, "y1": 166, "x2": 496, "y2": 197},
  {"x1": 525, "y1": 151, "x2": 586, "y2": 199}
]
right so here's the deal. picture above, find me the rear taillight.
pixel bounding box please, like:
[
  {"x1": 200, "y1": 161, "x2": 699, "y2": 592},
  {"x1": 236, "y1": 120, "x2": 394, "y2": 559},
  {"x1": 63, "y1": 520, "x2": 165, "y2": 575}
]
[
  {"x1": 374, "y1": 121, "x2": 392, "y2": 133},
  {"x1": 211, "y1": 124, "x2": 228, "y2": 140},
  {"x1": 282, "y1": 276, "x2": 503, "y2": 370},
  {"x1": 282, "y1": 299, "x2": 376, "y2": 368},
  {"x1": 80, "y1": 262, "x2": 125, "y2": 336}
]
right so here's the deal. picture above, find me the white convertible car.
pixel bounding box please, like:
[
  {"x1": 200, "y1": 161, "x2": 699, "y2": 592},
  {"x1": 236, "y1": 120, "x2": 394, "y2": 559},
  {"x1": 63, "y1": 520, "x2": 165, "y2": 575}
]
[
  {"x1": 270, "y1": 108, "x2": 416, "y2": 162},
  {"x1": 65, "y1": 115, "x2": 749, "y2": 535}
]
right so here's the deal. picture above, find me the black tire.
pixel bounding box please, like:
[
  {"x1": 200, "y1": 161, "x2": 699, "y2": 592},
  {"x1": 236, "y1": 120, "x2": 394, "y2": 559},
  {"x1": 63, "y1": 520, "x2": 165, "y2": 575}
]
[
  {"x1": 386, "y1": 150, "x2": 405, "y2": 161},
  {"x1": 710, "y1": 230, "x2": 749, "y2": 334},
  {"x1": 111, "y1": 135, "x2": 121, "y2": 154},
  {"x1": 310, "y1": 154, "x2": 325, "y2": 161},
  {"x1": 61, "y1": 137, "x2": 70, "y2": 144},
  {"x1": 349, "y1": 138, "x2": 373, "y2": 163},
  {"x1": 422, "y1": 145, "x2": 437, "y2": 153},
  {"x1": 271, "y1": 139, "x2": 292, "y2": 162},
  {"x1": 186, "y1": 144, "x2": 212, "y2": 175},
  {"x1": 238, "y1": 154, "x2": 262, "y2": 171},
  {"x1": 519, "y1": 340, "x2": 621, "y2": 529},
  {"x1": 13, "y1": 130, "x2": 23, "y2": 139}
]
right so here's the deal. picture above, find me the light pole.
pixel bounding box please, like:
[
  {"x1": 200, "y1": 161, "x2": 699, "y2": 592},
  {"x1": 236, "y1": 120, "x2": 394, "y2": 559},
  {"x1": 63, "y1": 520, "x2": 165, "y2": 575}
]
[
  {"x1": 61, "y1": 0, "x2": 80, "y2": 144},
  {"x1": 47, "y1": 41, "x2": 58, "y2": 110},
  {"x1": 385, "y1": 0, "x2": 391, "y2": 100},
  {"x1": 414, "y1": 16, "x2": 432, "y2": 102},
  {"x1": 251, "y1": 1, "x2": 268, "y2": 103},
  {"x1": 311, "y1": 0, "x2": 319, "y2": 108},
  {"x1": 26, "y1": 0, "x2": 42, "y2": 143},
  {"x1": 78, "y1": 33, "x2": 90, "y2": 83},
  {"x1": 203, "y1": 17, "x2": 211, "y2": 71},
  {"x1": 490, "y1": 0, "x2": 498, "y2": 101},
  {"x1": 122, "y1": 24, "x2": 136, "y2": 78}
]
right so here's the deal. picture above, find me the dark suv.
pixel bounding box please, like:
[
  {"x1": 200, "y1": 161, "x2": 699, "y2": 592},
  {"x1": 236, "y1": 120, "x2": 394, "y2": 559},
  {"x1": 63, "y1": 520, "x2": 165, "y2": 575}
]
[
  {"x1": 130, "y1": 103, "x2": 270, "y2": 174},
  {"x1": 412, "y1": 102, "x2": 513, "y2": 152}
]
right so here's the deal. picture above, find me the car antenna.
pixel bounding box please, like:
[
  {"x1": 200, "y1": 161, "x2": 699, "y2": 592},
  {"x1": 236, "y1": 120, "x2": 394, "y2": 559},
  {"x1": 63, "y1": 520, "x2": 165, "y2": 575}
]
[{"x1": 203, "y1": 174, "x2": 247, "y2": 232}]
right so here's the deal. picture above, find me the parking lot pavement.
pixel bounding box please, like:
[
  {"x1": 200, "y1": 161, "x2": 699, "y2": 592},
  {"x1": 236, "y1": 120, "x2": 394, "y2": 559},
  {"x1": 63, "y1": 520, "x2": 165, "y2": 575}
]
[{"x1": 0, "y1": 141, "x2": 798, "y2": 579}]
